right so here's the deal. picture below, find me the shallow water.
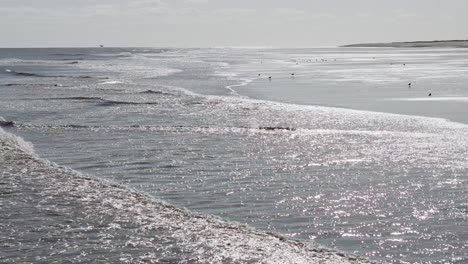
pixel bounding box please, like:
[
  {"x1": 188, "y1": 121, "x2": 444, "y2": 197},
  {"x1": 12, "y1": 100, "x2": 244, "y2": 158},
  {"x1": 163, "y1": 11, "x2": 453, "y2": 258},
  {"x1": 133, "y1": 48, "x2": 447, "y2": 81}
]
[
  {"x1": 1, "y1": 128, "x2": 362, "y2": 263},
  {"x1": 1, "y1": 47, "x2": 468, "y2": 263}
]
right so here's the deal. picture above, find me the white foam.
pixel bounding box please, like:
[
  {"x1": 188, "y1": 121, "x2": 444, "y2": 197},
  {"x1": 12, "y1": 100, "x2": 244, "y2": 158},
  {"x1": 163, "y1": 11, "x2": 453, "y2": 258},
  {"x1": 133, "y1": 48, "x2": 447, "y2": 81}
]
[
  {"x1": 100, "y1": 80, "x2": 124, "y2": 85},
  {"x1": 225, "y1": 78, "x2": 253, "y2": 96},
  {"x1": 156, "y1": 80, "x2": 468, "y2": 134},
  {"x1": 0, "y1": 58, "x2": 58, "y2": 66},
  {"x1": 76, "y1": 59, "x2": 183, "y2": 79},
  {"x1": 0, "y1": 126, "x2": 36, "y2": 157},
  {"x1": 212, "y1": 92, "x2": 468, "y2": 130}
]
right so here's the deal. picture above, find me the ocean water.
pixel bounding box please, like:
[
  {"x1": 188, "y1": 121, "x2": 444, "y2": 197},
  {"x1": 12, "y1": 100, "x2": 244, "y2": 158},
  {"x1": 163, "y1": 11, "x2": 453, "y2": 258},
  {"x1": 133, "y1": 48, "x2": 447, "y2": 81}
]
[{"x1": 1, "y1": 47, "x2": 468, "y2": 263}]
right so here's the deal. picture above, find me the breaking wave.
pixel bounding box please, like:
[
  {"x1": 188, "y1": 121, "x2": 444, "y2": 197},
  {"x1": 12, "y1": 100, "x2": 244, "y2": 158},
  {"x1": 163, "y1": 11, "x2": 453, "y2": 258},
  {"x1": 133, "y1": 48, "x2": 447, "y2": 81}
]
[
  {"x1": 14, "y1": 122, "x2": 437, "y2": 140},
  {"x1": 43, "y1": 96, "x2": 159, "y2": 106},
  {"x1": 0, "y1": 126, "x2": 366, "y2": 264},
  {"x1": 4, "y1": 69, "x2": 108, "y2": 79},
  {"x1": 0, "y1": 126, "x2": 36, "y2": 157},
  {"x1": 139, "y1": 89, "x2": 174, "y2": 96},
  {"x1": 4, "y1": 69, "x2": 54, "y2": 77}
]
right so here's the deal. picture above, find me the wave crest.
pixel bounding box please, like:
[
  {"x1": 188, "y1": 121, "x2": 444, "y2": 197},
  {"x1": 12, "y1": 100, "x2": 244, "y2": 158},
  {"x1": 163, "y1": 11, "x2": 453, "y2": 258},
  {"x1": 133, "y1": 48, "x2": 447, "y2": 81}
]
[
  {"x1": 4, "y1": 69, "x2": 107, "y2": 79},
  {"x1": 0, "y1": 127, "x2": 36, "y2": 157}
]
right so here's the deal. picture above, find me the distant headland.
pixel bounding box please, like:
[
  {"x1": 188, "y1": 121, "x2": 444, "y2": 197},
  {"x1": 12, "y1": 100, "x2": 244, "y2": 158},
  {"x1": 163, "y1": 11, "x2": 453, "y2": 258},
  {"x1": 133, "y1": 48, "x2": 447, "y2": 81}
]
[{"x1": 341, "y1": 39, "x2": 468, "y2": 48}]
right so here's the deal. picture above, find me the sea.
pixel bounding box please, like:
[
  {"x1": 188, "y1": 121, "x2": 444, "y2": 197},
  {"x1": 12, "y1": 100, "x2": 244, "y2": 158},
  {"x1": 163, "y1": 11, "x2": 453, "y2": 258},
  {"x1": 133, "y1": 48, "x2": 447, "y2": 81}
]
[{"x1": 1, "y1": 47, "x2": 468, "y2": 263}]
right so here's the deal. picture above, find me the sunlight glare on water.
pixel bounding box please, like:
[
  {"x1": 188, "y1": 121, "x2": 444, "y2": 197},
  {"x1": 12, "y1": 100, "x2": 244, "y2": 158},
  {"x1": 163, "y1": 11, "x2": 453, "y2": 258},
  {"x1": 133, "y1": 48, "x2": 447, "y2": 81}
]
[{"x1": 1, "y1": 47, "x2": 468, "y2": 263}]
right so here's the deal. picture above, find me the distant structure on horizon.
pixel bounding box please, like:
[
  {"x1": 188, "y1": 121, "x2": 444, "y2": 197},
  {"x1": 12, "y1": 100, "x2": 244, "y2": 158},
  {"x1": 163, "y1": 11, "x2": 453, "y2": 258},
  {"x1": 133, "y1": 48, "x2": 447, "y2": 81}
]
[{"x1": 99, "y1": 45, "x2": 104, "y2": 48}]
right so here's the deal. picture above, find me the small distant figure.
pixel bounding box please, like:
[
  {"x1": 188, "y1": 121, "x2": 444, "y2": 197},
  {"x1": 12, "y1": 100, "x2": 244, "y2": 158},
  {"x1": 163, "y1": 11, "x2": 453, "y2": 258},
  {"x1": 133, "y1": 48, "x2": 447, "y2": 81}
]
[
  {"x1": 403, "y1": 63, "x2": 406, "y2": 66},
  {"x1": 268, "y1": 76, "x2": 272, "y2": 81},
  {"x1": 408, "y1": 82, "x2": 412, "y2": 87},
  {"x1": 258, "y1": 73, "x2": 261, "y2": 76},
  {"x1": 291, "y1": 73, "x2": 295, "y2": 76},
  {"x1": 428, "y1": 93, "x2": 432, "y2": 97},
  {"x1": 99, "y1": 44, "x2": 104, "y2": 48}
]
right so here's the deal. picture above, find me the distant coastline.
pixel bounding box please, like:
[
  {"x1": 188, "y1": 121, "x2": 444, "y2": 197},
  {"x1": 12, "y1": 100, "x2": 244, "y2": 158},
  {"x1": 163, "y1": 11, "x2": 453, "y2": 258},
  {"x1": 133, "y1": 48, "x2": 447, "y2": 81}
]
[{"x1": 341, "y1": 39, "x2": 468, "y2": 48}]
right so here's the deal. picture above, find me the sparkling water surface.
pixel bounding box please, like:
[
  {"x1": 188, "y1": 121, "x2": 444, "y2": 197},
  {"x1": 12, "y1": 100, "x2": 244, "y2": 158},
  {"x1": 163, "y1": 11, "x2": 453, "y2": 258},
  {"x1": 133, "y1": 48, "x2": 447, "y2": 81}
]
[{"x1": 1, "y1": 47, "x2": 468, "y2": 263}]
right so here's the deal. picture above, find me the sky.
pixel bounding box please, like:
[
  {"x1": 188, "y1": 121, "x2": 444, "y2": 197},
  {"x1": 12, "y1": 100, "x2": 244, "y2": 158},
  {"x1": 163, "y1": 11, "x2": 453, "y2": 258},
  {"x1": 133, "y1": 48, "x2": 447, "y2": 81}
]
[{"x1": 1, "y1": 0, "x2": 467, "y2": 48}]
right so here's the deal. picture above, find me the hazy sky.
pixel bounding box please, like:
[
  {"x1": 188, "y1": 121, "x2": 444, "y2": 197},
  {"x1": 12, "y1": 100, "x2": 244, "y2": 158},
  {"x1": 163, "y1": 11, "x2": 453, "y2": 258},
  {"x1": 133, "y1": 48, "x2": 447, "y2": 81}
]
[{"x1": 1, "y1": 0, "x2": 467, "y2": 47}]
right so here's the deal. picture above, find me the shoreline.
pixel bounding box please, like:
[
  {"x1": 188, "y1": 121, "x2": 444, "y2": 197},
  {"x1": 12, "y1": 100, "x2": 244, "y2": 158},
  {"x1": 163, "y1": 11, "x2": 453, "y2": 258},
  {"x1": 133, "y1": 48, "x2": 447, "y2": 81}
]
[{"x1": 341, "y1": 39, "x2": 468, "y2": 48}]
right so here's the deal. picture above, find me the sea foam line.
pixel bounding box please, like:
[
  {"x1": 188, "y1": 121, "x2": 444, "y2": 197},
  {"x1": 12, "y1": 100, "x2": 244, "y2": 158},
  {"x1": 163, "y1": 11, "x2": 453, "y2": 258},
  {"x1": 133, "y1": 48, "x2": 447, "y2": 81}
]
[{"x1": 163, "y1": 81, "x2": 468, "y2": 131}]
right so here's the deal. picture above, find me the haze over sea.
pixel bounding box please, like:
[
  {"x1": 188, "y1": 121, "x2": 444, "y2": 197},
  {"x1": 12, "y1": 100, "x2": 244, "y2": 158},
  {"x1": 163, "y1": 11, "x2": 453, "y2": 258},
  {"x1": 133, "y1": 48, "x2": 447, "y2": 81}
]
[{"x1": 1, "y1": 47, "x2": 468, "y2": 263}]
